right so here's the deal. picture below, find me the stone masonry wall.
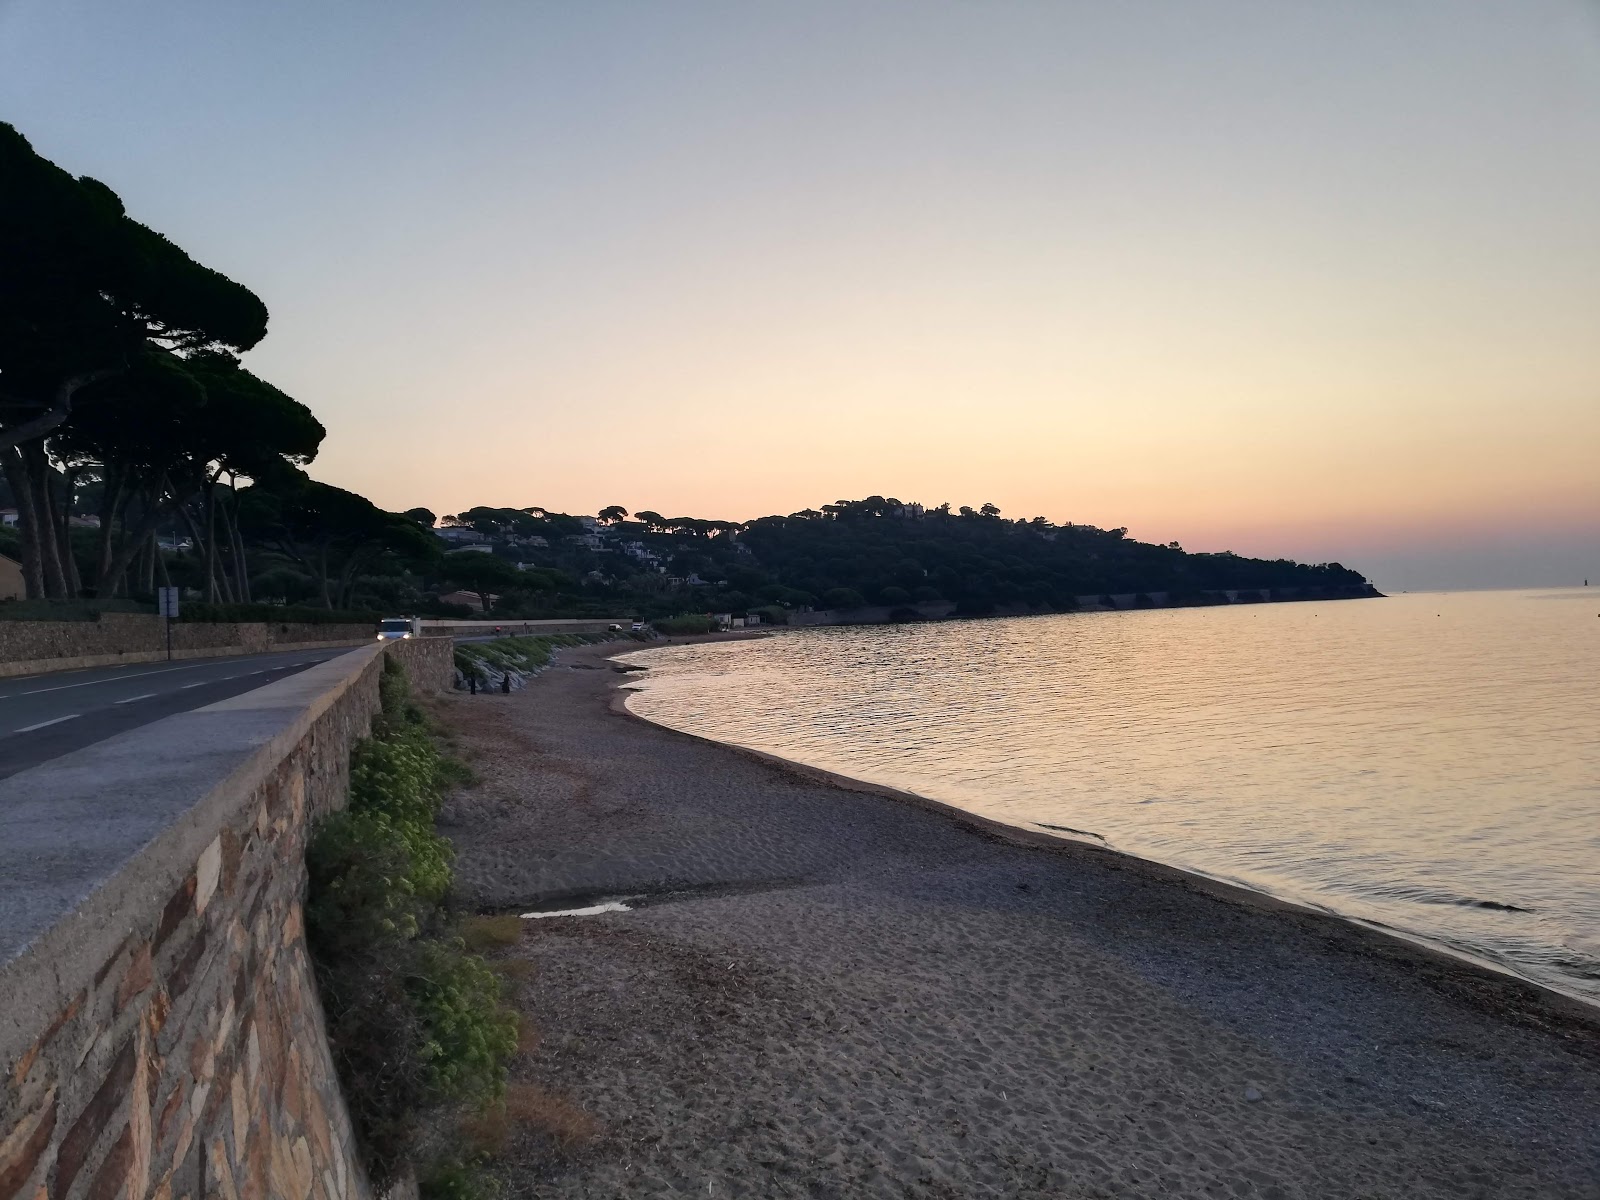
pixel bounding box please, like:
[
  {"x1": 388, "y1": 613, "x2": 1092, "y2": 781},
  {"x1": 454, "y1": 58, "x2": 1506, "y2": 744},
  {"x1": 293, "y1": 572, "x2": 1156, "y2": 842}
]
[
  {"x1": 0, "y1": 615, "x2": 376, "y2": 679},
  {"x1": 0, "y1": 639, "x2": 452, "y2": 1200}
]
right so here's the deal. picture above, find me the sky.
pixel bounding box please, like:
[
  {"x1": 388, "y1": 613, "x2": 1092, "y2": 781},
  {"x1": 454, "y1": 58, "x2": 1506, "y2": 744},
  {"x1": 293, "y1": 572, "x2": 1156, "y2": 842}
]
[{"x1": 2, "y1": 1, "x2": 1596, "y2": 591}]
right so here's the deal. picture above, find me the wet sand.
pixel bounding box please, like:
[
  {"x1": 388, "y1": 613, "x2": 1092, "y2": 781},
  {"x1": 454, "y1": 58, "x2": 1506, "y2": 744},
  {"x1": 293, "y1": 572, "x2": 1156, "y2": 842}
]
[{"x1": 434, "y1": 638, "x2": 1600, "y2": 1199}]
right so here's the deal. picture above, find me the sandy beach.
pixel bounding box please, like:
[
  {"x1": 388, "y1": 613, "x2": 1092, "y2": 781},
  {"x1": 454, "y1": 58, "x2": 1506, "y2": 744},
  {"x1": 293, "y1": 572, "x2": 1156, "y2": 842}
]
[{"x1": 433, "y1": 637, "x2": 1600, "y2": 1199}]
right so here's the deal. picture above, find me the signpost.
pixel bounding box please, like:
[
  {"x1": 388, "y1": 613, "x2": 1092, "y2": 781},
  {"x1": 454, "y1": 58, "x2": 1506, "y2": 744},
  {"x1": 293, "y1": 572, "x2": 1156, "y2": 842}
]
[{"x1": 158, "y1": 586, "x2": 180, "y2": 661}]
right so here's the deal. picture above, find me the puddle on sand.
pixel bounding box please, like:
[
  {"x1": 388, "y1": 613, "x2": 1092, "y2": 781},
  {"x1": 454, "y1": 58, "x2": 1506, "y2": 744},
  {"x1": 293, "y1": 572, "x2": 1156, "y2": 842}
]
[{"x1": 520, "y1": 900, "x2": 632, "y2": 919}]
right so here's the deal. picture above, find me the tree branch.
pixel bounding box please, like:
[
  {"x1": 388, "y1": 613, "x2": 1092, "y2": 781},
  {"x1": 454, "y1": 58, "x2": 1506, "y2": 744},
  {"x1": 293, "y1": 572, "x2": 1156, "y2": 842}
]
[{"x1": 0, "y1": 369, "x2": 120, "y2": 451}]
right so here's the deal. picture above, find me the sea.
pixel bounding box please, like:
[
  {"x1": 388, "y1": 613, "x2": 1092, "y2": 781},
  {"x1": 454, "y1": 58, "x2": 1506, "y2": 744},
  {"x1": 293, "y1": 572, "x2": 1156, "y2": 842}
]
[{"x1": 617, "y1": 588, "x2": 1600, "y2": 1007}]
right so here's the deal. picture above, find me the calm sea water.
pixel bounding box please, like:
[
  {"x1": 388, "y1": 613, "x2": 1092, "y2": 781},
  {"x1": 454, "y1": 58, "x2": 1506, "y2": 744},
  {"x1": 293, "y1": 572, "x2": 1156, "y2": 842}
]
[{"x1": 619, "y1": 589, "x2": 1600, "y2": 1005}]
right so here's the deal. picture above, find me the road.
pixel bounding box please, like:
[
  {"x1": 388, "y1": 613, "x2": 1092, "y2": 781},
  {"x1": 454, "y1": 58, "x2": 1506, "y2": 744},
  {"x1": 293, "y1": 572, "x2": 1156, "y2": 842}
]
[{"x1": 0, "y1": 646, "x2": 360, "y2": 781}]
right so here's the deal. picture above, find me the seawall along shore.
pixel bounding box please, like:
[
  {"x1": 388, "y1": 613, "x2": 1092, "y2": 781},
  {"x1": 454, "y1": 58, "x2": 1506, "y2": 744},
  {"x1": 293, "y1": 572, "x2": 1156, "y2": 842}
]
[{"x1": 432, "y1": 637, "x2": 1598, "y2": 1199}]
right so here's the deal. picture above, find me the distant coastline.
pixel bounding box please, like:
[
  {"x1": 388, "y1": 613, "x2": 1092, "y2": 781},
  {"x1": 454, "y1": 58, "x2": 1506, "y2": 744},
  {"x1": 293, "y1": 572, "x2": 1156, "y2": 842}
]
[{"x1": 783, "y1": 581, "x2": 1384, "y2": 628}]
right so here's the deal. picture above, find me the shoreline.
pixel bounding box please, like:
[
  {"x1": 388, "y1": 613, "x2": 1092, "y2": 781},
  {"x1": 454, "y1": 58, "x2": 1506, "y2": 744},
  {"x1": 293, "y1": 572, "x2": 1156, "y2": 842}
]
[
  {"x1": 434, "y1": 637, "x2": 1600, "y2": 1198},
  {"x1": 607, "y1": 639, "x2": 1600, "y2": 1035},
  {"x1": 610, "y1": 636, "x2": 1600, "y2": 1026}
]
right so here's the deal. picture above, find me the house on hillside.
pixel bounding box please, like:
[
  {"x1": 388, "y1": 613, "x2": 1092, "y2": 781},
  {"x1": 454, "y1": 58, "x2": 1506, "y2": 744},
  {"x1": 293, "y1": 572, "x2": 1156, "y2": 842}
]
[
  {"x1": 437, "y1": 589, "x2": 496, "y2": 612},
  {"x1": 0, "y1": 553, "x2": 22, "y2": 600},
  {"x1": 0, "y1": 509, "x2": 17, "y2": 528},
  {"x1": 437, "y1": 527, "x2": 486, "y2": 545}
]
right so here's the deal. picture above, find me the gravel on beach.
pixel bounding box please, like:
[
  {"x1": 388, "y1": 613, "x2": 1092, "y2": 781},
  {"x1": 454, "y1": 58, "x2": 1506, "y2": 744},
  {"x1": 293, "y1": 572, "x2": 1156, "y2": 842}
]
[{"x1": 433, "y1": 639, "x2": 1600, "y2": 1199}]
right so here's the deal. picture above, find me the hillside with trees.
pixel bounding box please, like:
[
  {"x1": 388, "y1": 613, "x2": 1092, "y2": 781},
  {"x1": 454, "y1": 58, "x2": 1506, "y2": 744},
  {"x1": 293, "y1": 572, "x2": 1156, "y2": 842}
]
[{"x1": 421, "y1": 499, "x2": 1370, "y2": 621}]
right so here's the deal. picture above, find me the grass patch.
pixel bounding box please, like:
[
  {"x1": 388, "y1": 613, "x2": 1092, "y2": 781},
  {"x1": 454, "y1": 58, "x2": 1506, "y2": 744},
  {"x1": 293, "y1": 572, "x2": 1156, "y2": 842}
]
[
  {"x1": 460, "y1": 914, "x2": 524, "y2": 951},
  {"x1": 460, "y1": 1083, "x2": 600, "y2": 1156}
]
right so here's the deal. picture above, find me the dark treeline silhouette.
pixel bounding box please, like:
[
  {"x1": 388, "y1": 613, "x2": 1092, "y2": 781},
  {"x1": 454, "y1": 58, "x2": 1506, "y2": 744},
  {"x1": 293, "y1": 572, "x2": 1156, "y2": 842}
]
[
  {"x1": 430, "y1": 498, "x2": 1370, "y2": 621},
  {"x1": 0, "y1": 122, "x2": 439, "y2": 608}
]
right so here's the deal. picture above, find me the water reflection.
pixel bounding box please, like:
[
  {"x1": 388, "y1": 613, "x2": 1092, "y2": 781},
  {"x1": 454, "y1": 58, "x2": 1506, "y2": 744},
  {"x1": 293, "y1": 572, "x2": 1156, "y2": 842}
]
[{"x1": 620, "y1": 589, "x2": 1600, "y2": 1005}]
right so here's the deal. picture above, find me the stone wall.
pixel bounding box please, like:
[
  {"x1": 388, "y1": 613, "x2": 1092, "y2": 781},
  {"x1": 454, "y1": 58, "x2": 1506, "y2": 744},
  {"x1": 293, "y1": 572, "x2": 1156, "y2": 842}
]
[
  {"x1": 0, "y1": 614, "x2": 377, "y2": 679},
  {"x1": 417, "y1": 617, "x2": 625, "y2": 639},
  {"x1": 0, "y1": 638, "x2": 451, "y2": 1200}
]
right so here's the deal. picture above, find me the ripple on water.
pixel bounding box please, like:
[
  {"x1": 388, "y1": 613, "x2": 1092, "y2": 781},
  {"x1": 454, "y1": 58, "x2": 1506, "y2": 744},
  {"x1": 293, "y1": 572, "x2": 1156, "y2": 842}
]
[{"x1": 620, "y1": 590, "x2": 1600, "y2": 1007}]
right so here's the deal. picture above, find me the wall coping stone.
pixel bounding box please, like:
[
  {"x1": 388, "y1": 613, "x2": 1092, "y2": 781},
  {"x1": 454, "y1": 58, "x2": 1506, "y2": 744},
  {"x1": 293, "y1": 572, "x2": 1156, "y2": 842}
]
[
  {"x1": 0, "y1": 634, "x2": 375, "y2": 680},
  {"x1": 0, "y1": 644, "x2": 380, "y2": 1073}
]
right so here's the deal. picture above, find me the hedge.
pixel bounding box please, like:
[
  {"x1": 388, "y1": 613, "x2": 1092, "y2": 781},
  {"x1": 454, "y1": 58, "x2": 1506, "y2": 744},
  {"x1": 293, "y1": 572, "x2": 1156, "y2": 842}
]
[
  {"x1": 0, "y1": 598, "x2": 155, "y2": 622},
  {"x1": 179, "y1": 602, "x2": 383, "y2": 625}
]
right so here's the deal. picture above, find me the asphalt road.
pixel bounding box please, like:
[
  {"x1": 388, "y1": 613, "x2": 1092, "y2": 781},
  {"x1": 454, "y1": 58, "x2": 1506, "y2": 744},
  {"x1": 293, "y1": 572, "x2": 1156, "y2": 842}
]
[{"x1": 0, "y1": 646, "x2": 360, "y2": 781}]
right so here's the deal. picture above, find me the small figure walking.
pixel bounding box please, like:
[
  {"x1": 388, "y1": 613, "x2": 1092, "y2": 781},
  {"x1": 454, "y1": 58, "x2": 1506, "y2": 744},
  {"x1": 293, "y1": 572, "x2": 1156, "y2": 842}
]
[
  {"x1": 468, "y1": 674, "x2": 477, "y2": 695},
  {"x1": 500, "y1": 673, "x2": 511, "y2": 694}
]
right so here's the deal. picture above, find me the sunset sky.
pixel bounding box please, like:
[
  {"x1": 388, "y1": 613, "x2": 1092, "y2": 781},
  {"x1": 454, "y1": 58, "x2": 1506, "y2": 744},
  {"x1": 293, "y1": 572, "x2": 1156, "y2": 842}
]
[{"x1": 2, "y1": 1, "x2": 1596, "y2": 590}]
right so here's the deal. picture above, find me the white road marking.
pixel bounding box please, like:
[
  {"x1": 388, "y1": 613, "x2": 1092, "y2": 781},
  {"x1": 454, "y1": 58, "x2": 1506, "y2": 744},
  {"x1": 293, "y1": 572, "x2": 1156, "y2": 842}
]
[
  {"x1": 114, "y1": 693, "x2": 159, "y2": 705},
  {"x1": 13, "y1": 714, "x2": 80, "y2": 733},
  {"x1": 181, "y1": 681, "x2": 207, "y2": 689},
  {"x1": 5, "y1": 651, "x2": 333, "y2": 698}
]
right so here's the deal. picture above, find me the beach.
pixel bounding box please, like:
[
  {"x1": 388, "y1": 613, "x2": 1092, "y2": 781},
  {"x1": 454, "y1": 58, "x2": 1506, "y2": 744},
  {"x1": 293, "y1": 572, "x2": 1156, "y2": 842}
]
[{"x1": 434, "y1": 638, "x2": 1600, "y2": 1199}]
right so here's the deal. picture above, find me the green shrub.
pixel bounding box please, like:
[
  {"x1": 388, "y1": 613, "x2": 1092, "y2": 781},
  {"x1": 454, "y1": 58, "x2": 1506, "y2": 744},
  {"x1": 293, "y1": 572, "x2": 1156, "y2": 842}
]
[
  {"x1": 452, "y1": 633, "x2": 607, "y2": 682},
  {"x1": 413, "y1": 940, "x2": 519, "y2": 1103},
  {"x1": 306, "y1": 656, "x2": 519, "y2": 1194},
  {"x1": 418, "y1": 1155, "x2": 496, "y2": 1200}
]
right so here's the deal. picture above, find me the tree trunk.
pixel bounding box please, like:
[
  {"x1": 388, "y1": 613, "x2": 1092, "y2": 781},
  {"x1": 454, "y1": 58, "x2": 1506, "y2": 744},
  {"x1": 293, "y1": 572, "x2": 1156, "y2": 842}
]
[
  {"x1": 318, "y1": 545, "x2": 333, "y2": 608},
  {"x1": 203, "y1": 487, "x2": 219, "y2": 603},
  {"x1": 60, "y1": 469, "x2": 84, "y2": 597},
  {"x1": 141, "y1": 532, "x2": 158, "y2": 596},
  {"x1": 98, "y1": 480, "x2": 193, "y2": 600},
  {"x1": 223, "y1": 486, "x2": 251, "y2": 603},
  {"x1": 93, "y1": 468, "x2": 124, "y2": 596},
  {"x1": 337, "y1": 558, "x2": 360, "y2": 610},
  {"x1": 155, "y1": 536, "x2": 172, "y2": 589},
  {"x1": 175, "y1": 503, "x2": 211, "y2": 600},
  {"x1": 23, "y1": 442, "x2": 69, "y2": 598},
  {"x1": 0, "y1": 369, "x2": 118, "y2": 452}
]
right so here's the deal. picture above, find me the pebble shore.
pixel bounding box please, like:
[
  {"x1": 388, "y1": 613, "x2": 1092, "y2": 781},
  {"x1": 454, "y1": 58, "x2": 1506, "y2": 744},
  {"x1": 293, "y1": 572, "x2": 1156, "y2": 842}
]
[{"x1": 434, "y1": 638, "x2": 1600, "y2": 1199}]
